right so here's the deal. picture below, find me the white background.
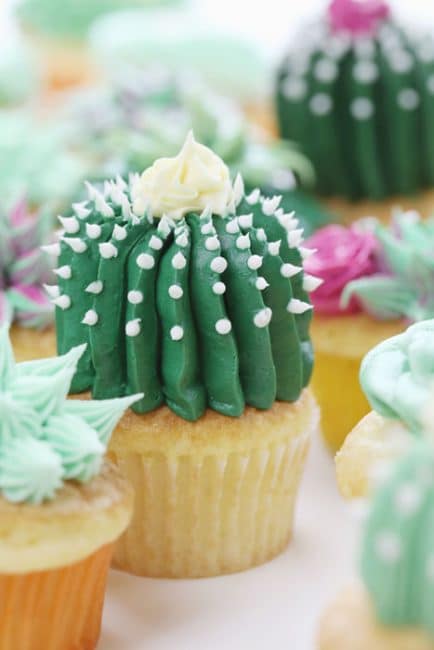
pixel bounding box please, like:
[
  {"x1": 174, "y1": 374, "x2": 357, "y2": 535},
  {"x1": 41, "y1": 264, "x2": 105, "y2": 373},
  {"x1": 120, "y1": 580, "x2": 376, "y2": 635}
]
[{"x1": 1, "y1": 1, "x2": 434, "y2": 649}]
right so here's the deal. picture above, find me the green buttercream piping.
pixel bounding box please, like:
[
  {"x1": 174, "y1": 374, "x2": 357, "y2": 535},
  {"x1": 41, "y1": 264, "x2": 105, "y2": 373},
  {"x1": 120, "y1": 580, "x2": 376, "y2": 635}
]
[
  {"x1": 343, "y1": 214, "x2": 434, "y2": 321},
  {"x1": 361, "y1": 442, "x2": 434, "y2": 636},
  {"x1": 50, "y1": 147, "x2": 316, "y2": 421},
  {"x1": 360, "y1": 319, "x2": 434, "y2": 433},
  {"x1": 0, "y1": 326, "x2": 142, "y2": 504}
]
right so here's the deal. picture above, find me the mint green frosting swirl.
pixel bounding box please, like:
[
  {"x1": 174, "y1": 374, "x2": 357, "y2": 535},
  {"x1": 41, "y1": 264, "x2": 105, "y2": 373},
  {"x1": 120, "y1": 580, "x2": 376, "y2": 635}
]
[
  {"x1": 360, "y1": 319, "x2": 434, "y2": 433},
  {"x1": 50, "y1": 150, "x2": 318, "y2": 422},
  {"x1": 361, "y1": 442, "x2": 434, "y2": 635},
  {"x1": 0, "y1": 326, "x2": 142, "y2": 504}
]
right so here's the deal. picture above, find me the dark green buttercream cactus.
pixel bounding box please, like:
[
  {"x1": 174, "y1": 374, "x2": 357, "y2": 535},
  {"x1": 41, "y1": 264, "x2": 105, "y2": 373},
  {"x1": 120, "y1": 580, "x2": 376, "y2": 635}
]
[
  {"x1": 45, "y1": 133, "x2": 321, "y2": 421},
  {"x1": 276, "y1": 0, "x2": 434, "y2": 200}
]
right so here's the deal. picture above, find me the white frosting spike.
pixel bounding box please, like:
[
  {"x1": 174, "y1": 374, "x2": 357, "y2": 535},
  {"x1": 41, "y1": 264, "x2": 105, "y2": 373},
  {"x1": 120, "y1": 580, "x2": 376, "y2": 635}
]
[
  {"x1": 287, "y1": 229, "x2": 304, "y2": 248},
  {"x1": 225, "y1": 219, "x2": 239, "y2": 234},
  {"x1": 303, "y1": 274, "x2": 324, "y2": 292},
  {"x1": 62, "y1": 237, "x2": 87, "y2": 254},
  {"x1": 299, "y1": 246, "x2": 317, "y2": 260},
  {"x1": 233, "y1": 173, "x2": 244, "y2": 206},
  {"x1": 54, "y1": 265, "x2": 72, "y2": 280},
  {"x1": 262, "y1": 195, "x2": 282, "y2": 216},
  {"x1": 246, "y1": 188, "x2": 260, "y2": 205},
  {"x1": 205, "y1": 236, "x2": 220, "y2": 251},
  {"x1": 52, "y1": 295, "x2": 71, "y2": 310},
  {"x1": 247, "y1": 255, "x2": 263, "y2": 271},
  {"x1": 256, "y1": 277, "x2": 269, "y2": 291},
  {"x1": 82, "y1": 309, "x2": 98, "y2": 326},
  {"x1": 99, "y1": 242, "x2": 118, "y2": 259},
  {"x1": 268, "y1": 240, "x2": 281, "y2": 256},
  {"x1": 172, "y1": 252, "x2": 186, "y2": 270},
  {"x1": 238, "y1": 213, "x2": 253, "y2": 229},
  {"x1": 85, "y1": 281, "x2": 103, "y2": 295},
  {"x1": 116, "y1": 174, "x2": 128, "y2": 191},
  {"x1": 287, "y1": 298, "x2": 313, "y2": 314},
  {"x1": 280, "y1": 263, "x2": 303, "y2": 278},
  {"x1": 256, "y1": 228, "x2": 267, "y2": 242},
  {"x1": 149, "y1": 235, "x2": 163, "y2": 251},
  {"x1": 113, "y1": 224, "x2": 127, "y2": 241},
  {"x1": 253, "y1": 307, "x2": 272, "y2": 328},
  {"x1": 85, "y1": 181, "x2": 98, "y2": 200},
  {"x1": 43, "y1": 284, "x2": 60, "y2": 299},
  {"x1": 236, "y1": 234, "x2": 250, "y2": 250},
  {"x1": 85, "y1": 223, "x2": 102, "y2": 239},
  {"x1": 73, "y1": 201, "x2": 91, "y2": 219},
  {"x1": 94, "y1": 194, "x2": 115, "y2": 218},
  {"x1": 176, "y1": 233, "x2": 189, "y2": 248},
  {"x1": 58, "y1": 215, "x2": 79, "y2": 234}
]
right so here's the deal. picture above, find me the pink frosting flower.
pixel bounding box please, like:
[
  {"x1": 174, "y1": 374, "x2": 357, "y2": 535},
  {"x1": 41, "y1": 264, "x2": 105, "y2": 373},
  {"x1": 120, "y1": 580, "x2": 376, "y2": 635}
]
[
  {"x1": 329, "y1": 0, "x2": 390, "y2": 36},
  {"x1": 304, "y1": 224, "x2": 380, "y2": 314}
]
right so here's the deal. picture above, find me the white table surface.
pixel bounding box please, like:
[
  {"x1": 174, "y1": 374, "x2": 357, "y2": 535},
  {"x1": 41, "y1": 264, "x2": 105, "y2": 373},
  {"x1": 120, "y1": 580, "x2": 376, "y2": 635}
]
[{"x1": 100, "y1": 433, "x2": 360, "y2": 650}]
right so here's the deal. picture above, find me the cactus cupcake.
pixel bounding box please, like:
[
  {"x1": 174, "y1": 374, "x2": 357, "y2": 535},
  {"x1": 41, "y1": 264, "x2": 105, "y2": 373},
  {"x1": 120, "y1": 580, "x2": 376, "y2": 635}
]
[
  {"x1": 48, "y1": 132, "x2": 320, "y2": 577},
  {"x1": 0, "y1": 199, "x2": 59, "y2": 362},
  {"x1": 0, "y1": 326, "x2": 138, "y2": 650},
  {"x1": 320, "y1": 441, "x2": 434, "y2": 650},
  {"x1": 277, "y1": 0, "x2": 434, "y2": 221},
  {"x1": 335, "y1": 319, "x2": 434, "y2": 499},
  {"x1": 305, "y1": 211, "x2": 434, "y2": 450}
]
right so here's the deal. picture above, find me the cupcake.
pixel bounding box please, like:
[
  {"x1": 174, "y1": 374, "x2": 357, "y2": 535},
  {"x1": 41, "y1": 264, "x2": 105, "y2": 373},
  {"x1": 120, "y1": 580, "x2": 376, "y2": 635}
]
[
  {"x1": 305, "y1": 211, "x2": 434, "y2": 450},
  {"x1": 68, "y1": 70, "x2": 334, "y2": 236},
  {"x1": 319, "y1": 441, "x2": 434, "y2": 650},
  {"x1": 276, "y1": 0, "x2": 434, "y2": 222},
  {"x1": 0, "y1": 326, "x2": 139, "y2": 650},
  {"x1": 336, "y1": 319, "x2": 434, "y2": 499},
  {"x1": 0, "y1": 199, "x2": 58, "y2": 362},
  {"x1": 48, "y1": 131, "x2": 320, "y2": 578},
  {"x1": 15, "y1": 0, "x2": 178, "y2": 90}
]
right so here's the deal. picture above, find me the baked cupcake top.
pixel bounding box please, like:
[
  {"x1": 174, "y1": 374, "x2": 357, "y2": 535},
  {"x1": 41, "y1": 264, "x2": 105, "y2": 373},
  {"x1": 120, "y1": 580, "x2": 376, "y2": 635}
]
[
  {"x1": 305, "y1": 211, "x2": 434, "y2": 321},
  {"x1": 276, "y1": 0, "x2": 434, "y2": 200},
  {"x1": 0, "y1": 199, "x2": 53, "y2": 329},
  {"x1": 0, "y1": 326, "x2": 141, "y2": 504},
  {"x1": 361, "y1": 440, "x2": 434, "y2": 636},
  {"x1": 360, "y1": 319, "x2": 434, "y2": 434},
  {"x1": 48, "y1": 133, "x2": 321, "y2": 421}
]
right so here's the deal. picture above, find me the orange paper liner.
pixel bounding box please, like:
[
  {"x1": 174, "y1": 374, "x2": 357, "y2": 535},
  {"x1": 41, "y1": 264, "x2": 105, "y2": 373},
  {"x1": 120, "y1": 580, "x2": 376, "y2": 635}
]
[
  {"x1": 112, "y1": 432, "x2": 310, "y2": 578},
  {"x1": 0, "y1": 543, "x2": 114, "y2": 650}
]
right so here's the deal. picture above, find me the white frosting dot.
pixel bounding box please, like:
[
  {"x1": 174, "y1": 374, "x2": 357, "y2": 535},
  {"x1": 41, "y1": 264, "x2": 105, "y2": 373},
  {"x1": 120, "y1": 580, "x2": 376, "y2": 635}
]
[
  {"x1": 85, "y1": 280, "x2": 103, "y2": 295},
  {"x1": 314, "y1": 58, "x2": 337, "y2": 83},
  {"x1": 394, "y1": 483, "x2": 423, "y2": 516},
  {"x1": 126, "y1": 318, "x2": 141, "y2": 337},
  {"x1": 172, "y1": 251, "x2": 187, "y2": 270},
  {"x1": 168, "y1": 284, "x2": 183, "y2": 300},
  {"x1": 99, "y1": 242, "x2": 117, "y2": 259},
  {"x1": 247, "y1": 255, "x2": 263, "y2": 271},
  {"x1": 205, "y1": 236, "x2": 220, "y2": 251},
  {"x1": 176, "y1": 233, "x2": 189, "y2": 248},
  {"x1": 253, "y1": 307, "x2": 272, "y2": 328},
  {"x1": 388, "y1": 50, "x2": 414, "y2": 74},
  {"x1": 238, "y1": 213, "x2": 253, "y2": 229},
  {"x1": 54, "y1": 265, "x2": 72, "y2": 280},
  {"x1": 137, "y1": 253, "x2": 155, "y2": 269},
  {"x1": 212, "y1": 281, "x2": 226, "y2": 295},
  {"x1": 256, "y1": 277, "x2": 269, "y2": 291},
  {"x1": 170, "y1": 325, "x2": 184, "y2": 341},
  {"x1": 86, "y1": 223, "x2": 102, "y2": 239},
  {"x1": 397, "y1": 88, "x2": 420, "y2": 111},
  {"x1": 201, "y1": 222, "x2": 214, "y2": 235},
  {"x1": 225, "y1": 219, "x2": 239, "y2": 234},
  {"x1": 210, "y1": 256, "x2": 228, "y2": 273},
  {"x1": 82, "y1": 309, "x2": 98, "y2": 326},
  {"x1": 236, "y1": 234, "x2": 250, "y2": 250},
  {"x1": 54, "y1": 295, "x2": 71, "y2": 310},
  {"x1": 149, "y1": 235, "x2": 163, "y2": 250},
  {"x1": 113, "y1": 224, "x2": 127, "y2": 241},
  {"x1": 375, "y1": 531, "x2": 402, "y2": 564},
  {"x1": 215, "y1": 318, "x2": 232, "y2": 335},
  {"x1": 309, "y1": 93, "x2": 333, "y2": 116},
  {"x1": 350, "y1": 97, "x2": 375, "y2": 120},
  {"x1": 128, "y1": 290, "x2": 144, "y2": 304},
  {"x1": 353, "y1": 60, "x2": 378, "y2": 84},
  {"x1": 282, "y1": 77, "x2": 307, "y2": 101}
]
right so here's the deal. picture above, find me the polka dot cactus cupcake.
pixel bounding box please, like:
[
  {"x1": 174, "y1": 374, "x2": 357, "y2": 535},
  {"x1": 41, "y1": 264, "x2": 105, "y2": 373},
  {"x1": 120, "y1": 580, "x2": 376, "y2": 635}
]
[
  {"x1": 320, "y1": 441, "x2": 434, "y2": 650},
  {"x1": 277, "y1": 0, "x2": 434, "y2": 222},
  {"x1": 47, "y1": 132, "x2": 320, "y2": 577}
]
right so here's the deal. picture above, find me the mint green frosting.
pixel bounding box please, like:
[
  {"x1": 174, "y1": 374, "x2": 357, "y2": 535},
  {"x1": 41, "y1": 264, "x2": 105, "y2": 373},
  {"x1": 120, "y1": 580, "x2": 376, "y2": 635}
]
[
  {"x1": 50, "y1": 172, "x2": 317, "y2": 422},
  {"x1": 17, "y1": 0, "x2": 177, "y2": 40},
  {"x1": 361, "y1": 442, "x2": 434, "y2": 635},
  {"x1": 0, "y1": 39, "x2": 38, "y2": 106},
  {"x1": 342, "y1": 213, "x2": 434, "y2": 321},
  {"x1": 0, "y1": 326, "x2": 142, "y2": 504},
  {"x1": 360, "y1": 319, "x2": 434, "y2": 433}
]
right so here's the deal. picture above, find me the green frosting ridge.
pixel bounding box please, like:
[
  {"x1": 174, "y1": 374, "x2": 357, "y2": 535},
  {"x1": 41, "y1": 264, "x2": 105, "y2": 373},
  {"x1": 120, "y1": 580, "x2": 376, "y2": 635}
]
[
  {"x1": 361, "y1": 442, "x2": 434, "y2": 636},
  {"x1": 50, "y1": 171, "x2": 317, "y2": 421},
  {"x1": 360, "y1": 319, "x2": 434, "y2": 433},
  {"x1": 277, "y1": 18, "x2": 434, "y2": 200},
  {"x1": 0, "y1": 326, "x2": 141, "y2": 504}
]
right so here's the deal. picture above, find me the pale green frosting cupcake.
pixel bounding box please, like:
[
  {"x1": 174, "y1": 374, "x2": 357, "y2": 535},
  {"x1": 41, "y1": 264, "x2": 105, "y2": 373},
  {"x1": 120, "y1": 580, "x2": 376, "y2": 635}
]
[
  {"x1": 16, "y1": 0, "x2": 179, "y2": 41},
  {"x1": 0, "y1": 326, "x2": 141, "y2": 504}
]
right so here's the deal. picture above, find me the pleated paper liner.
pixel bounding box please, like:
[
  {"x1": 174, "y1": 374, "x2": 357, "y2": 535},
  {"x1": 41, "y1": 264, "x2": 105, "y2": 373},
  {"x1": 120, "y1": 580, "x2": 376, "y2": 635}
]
[
  {"x1": 110, "y1": 392, "x2": 318, "y2": 579},
  {"x1": 0, "y1": 542, "x2": 113, "y2": 650}
]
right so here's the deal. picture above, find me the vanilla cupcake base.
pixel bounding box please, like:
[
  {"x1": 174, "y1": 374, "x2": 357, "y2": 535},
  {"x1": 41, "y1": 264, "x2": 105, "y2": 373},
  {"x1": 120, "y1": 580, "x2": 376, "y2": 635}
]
[
  {"x1": 319, "y1": 584, "x2": 434, "y2": 650},
  {"x1": 311, "y1": 314, "x2": 404, "y2": 451},
  {"x1": 108, "y1": 390, "x2": 318, "y2": 578},
  {"x1": 336, "y1": 411, "x2": 413, "y2": 499},
  {"x1": 323, "y1": 188, "x2": 434, "y2": 225}
]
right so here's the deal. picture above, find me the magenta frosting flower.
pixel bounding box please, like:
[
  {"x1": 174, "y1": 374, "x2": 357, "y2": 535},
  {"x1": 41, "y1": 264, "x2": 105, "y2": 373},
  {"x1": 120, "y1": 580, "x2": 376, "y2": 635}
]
[
  {"x1": 329, "y1": 0, "x2": 390, "y2": 36},
  {"x1": 304, "y1": 224, "x2": 380, "y2": 314},
  {"x1": 0, "y1": 199, "x2": 54, "y2": 328}
]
